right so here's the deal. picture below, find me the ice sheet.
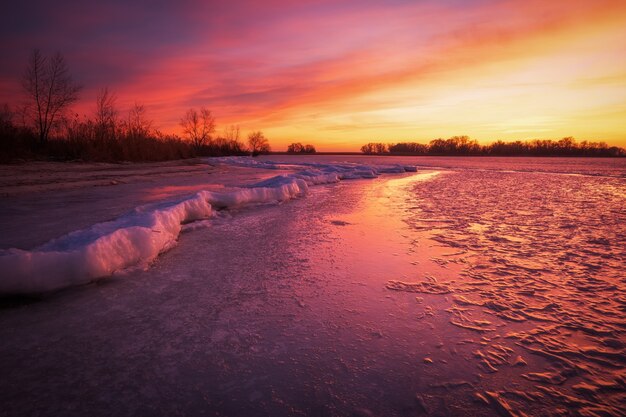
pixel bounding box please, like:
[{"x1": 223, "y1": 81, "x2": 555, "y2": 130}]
[{"x1": 0, "y1": 157, "x2": 421, "y2": 294}]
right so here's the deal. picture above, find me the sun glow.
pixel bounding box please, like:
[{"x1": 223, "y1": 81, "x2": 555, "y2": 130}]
[
  {"x1": 255, "y1": 9, "x2": 626, "y2": 151},
  {"x1": 1, "y1": 0, "x2": 625, "y2": 151}
]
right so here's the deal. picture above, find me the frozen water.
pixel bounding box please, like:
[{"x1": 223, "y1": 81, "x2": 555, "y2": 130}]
[
  {"x1": 395, "y1": 166, "x2": 626, "y2": 416},
  {"x1": 0, "y1": 157, "x2": 421, "y2": 294},
  {"x1": 0, "y1": 170, "x2": 447, "y2": 417},
  {"x1": 0, "y1": 156, "x2": 624, "y2": 417}
]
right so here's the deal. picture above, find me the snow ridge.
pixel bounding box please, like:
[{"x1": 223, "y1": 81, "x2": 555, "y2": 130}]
[{"x1": 0, "y1": 157, "x2": 419, "y2": 294}]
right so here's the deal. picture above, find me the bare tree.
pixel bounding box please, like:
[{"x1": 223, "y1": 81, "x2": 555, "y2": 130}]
[
  {"x1": 223, "y1": 124, "x2": 240, "y2": 142},
  {"x1": 22, "y1": 49, "x2": 82, "y2": 144},
  {"x1": 248, "y1": 131, "x2": 270, "y2": 155},
  {"x1": 180, "y1": 107, "x2": 215, "y2": 149},
  {"x1": 287, "y1": 142, "x2": 316, "y2": 154},
  {"x1": 287, "y1": 142, "x2": 304, "y2": 153},
  {"x1": 94, "y1": 87, "x2": 118, "y2": 140},
  {"x1": 215, "y1": 124, "x2": 245, "y2": 153},
  {"x1": 360, "y1": 142, "x2": 387, "y2": 154},
  {"x1": 126, "y1": 103, "x2": 152, "y2": 139}
]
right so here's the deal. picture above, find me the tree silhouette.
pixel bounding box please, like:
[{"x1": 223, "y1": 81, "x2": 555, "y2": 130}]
[
  {"x1": 388, "y1": 142, "x2": 428, "y2": 154},
  {"x1": 287, "y1": 142, "x2": 316, "y2": 154},
  {"x1": 94, "y1": 87, "x2": 118, "y2": 140},
  {"x1": 287, "y1": 142, "x2": 304, "y2": 153},
  {"x1": 248, "y1": 131, "x2": 270, "y2": 155},
  {"x1": 360, "y1": 142, "x2": 388, "y2": 154},
  {"x1": 223, "y1": 125, "x2": 241, "y2": 142},
  {"x1": 22, "y1": 49, "x2": 82, "y2": 144},
  {"x1": 360, "y1": 137, "x2": 625, "y2": 157},
  {"x1": 126, "y1": 103, "x2": 152, "y2": 139},
  {"x1": 180, "y1": 107, "x2": 215, "y2": 149}
]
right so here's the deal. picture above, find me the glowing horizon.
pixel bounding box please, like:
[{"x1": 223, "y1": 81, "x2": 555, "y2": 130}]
[{"x1": 1, "y1": 0, "x2": 625, "y2": 151}]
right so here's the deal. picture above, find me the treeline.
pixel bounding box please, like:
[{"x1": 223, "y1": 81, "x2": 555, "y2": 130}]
[
  {"x1": 0, "y1": 102, "x2": 253, "y2": 162},
  {"x1": 0, "y1": 50, "x2": 270, "y2": 163},
  {"x1": 361, "y1": 136, "x2": 625, "y2": 157},
  {"x1": 286, "y1": 142, "x2": 316, "y2": 154}
]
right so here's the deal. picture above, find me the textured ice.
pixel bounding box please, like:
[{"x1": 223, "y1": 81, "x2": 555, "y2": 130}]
[
  {"x1": 0, "y1": 157, "x2": 419, "y2": 294},
  {"x1": 395, "y1": 168, "x2": 626, "y2": 416}
]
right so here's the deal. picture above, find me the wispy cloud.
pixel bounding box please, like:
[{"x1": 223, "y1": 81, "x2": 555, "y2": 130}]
[{"x1": 1, "y1": 0, "x2": 624, "y2": 150}]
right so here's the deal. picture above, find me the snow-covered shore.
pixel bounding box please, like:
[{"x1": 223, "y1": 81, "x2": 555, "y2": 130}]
[{"x1": 0, "y1": 157, "x2": 421, "y2": 294}]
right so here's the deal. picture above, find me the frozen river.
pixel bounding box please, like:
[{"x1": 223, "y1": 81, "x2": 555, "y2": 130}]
[{"x1": 0, "y1": 156, "x2": 624, "y2": 416}]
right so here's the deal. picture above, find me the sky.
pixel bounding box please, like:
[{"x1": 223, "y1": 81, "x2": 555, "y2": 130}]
[{"x1": 1, "y1": 0, "x2": 625, "y2": 151}]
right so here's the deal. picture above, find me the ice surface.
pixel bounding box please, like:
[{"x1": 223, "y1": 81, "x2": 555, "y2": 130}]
[
  {"x1": 395, "y1": 168, "x2": 626, "y2": 416},
  {"x1": 0, "y1": 172, "x2": 446, "y2": 417},
  {"x1": 1, "y1": 156, "x2": 624, "y2": 417},
  {"x1": 256, "y1": 154, "x2": 626, "y2": 178},
  {"x1": 0, "y1": 157, "x2": 420, "y2": 294}
]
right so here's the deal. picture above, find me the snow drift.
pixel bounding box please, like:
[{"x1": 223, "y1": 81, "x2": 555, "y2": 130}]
[{"x1": 0, "y1": 157, "x2": 420, "y2": 294}]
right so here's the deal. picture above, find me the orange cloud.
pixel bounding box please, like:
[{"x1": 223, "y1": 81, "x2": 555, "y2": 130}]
[{"x1": 2, "y1": 0, "x2": 625, "y2": 150}]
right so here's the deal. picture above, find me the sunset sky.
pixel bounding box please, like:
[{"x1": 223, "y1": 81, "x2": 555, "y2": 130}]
[{"x1": 1, "y1": 0, "x2": 625, "y2": 151}]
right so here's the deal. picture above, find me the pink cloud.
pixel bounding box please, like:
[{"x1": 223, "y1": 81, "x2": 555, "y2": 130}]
[{"x1": 1, "y1": 0, "x2": 624, "y2": 144}]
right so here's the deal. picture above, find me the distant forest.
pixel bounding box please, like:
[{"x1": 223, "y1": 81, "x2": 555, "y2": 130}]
[{"x1": 361, "y1": 136, "x2": 625, "y2": 157}]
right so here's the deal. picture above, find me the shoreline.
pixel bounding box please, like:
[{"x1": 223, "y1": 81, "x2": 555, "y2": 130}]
[
  {"x1": 0, "y1": 161, "x2": 286, "y2": 250},
  {"x1": 0, "y1": 158, "x2": 421, "y2": 294}
]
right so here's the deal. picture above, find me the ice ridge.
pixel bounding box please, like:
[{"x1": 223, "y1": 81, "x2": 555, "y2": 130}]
[{"x1": 0, "y1": 157, "x2": 420, "y2": 294}]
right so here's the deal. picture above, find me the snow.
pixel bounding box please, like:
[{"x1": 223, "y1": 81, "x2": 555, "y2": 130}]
[
  {"x1": 0, "y1": 193, "x2": 213, "y2": 294},
  {"x1": 0, "y1": 157, "x2": 421, "y2": 295}
]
